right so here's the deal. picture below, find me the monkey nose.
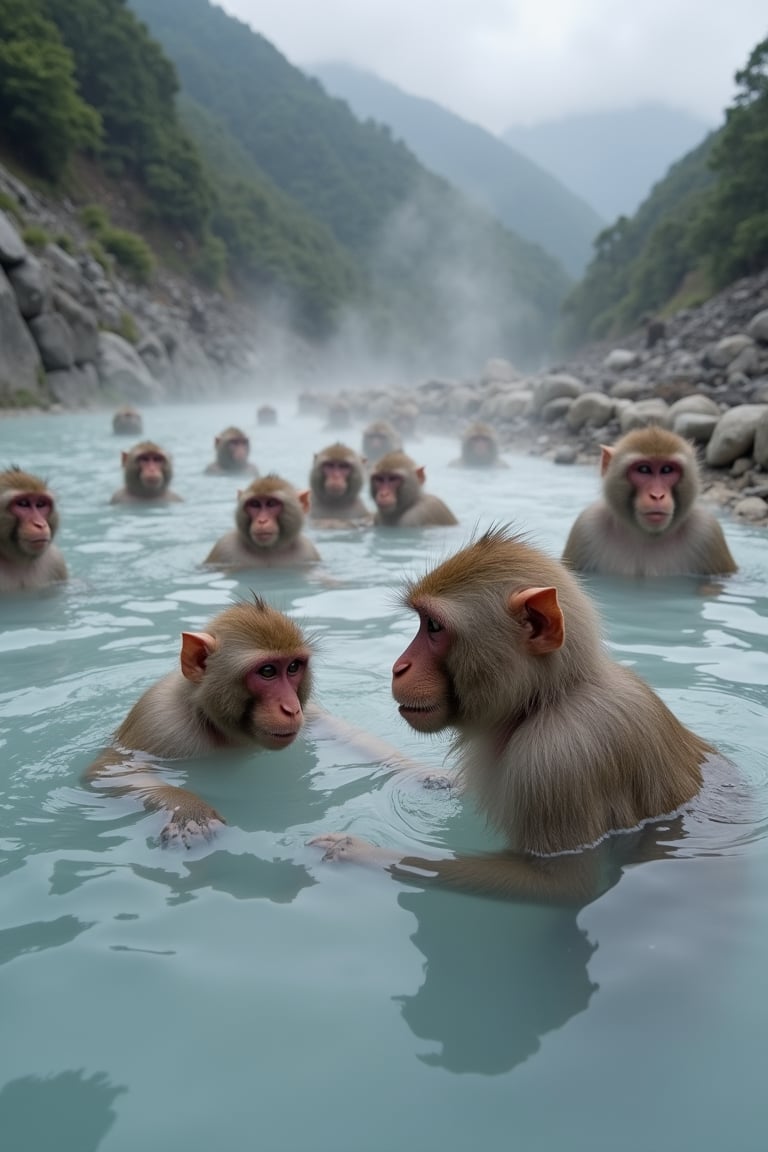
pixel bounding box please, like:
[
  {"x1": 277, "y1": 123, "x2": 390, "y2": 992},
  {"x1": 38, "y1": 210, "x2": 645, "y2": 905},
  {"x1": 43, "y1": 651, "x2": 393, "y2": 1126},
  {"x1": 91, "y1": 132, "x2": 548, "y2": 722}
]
[{"x1": 392, "y1": 659, "x2": 410, "y2": 677}]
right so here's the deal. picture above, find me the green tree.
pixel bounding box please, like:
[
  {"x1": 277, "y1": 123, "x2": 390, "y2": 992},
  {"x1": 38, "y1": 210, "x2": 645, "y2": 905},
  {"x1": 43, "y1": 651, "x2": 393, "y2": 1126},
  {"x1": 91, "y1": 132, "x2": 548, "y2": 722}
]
[{"x1": 0, "y1": 0, "x2": 101, "y2": 179}]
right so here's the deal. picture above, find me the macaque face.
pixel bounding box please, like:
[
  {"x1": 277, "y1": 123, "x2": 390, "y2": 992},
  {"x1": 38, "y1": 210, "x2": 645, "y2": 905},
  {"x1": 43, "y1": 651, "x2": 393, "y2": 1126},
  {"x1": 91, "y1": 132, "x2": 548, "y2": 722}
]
[
  {"x1": 134, "y1": 451, "x2": 168, "y2": 491},
  {"x1": 371, "y1": 471, "x2": 402, "y2": 510},
  {"x1": 321, "y1": 459, "x2": 353, "y2": 496},
  {"x1": 365, "y1": 434, "x2": 387, "y2": 457},
  {"x1": 628, "y1": 458, "x2": 682, "y2": 533},
  {"x1": 392, "y1": 607, "x2": 455, "y2": 733},
  {"x1": 219, "y1": 434, "x2": 250, "y2": 467},
  {"x1": 469, "y1": 436, "x2": 493, "y2": 459},
  {"x1": 244, "y1": 496, "x2": 283, "y2": 547},
  {"x1": 9, "y1": 492, "x2": 54, "y2": 557},
  {"x1": 245, "y1": 654, "x2": 308, "y2": 748}
]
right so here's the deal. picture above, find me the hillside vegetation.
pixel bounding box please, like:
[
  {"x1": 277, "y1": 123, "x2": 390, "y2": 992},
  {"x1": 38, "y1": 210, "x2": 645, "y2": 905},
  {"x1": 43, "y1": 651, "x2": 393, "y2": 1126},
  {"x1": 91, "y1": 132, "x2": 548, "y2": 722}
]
[{"x1": 559, "y1": 34, "x2": 768, "y2": 348}]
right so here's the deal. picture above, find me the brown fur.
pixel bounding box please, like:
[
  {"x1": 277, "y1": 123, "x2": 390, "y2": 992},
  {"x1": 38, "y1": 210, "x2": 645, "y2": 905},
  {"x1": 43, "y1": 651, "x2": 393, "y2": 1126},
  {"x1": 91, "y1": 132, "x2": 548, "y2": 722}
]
[
  {"x1": 112, "y1": 407, "x2": 143, "y2": 436},
  {"x1": 309, "y1": 442, "x2": 371, "y2": 525},
  {"x1": 110, "y1": 441, "x2": 183, "y2": 504},
  {"x1": 0, "y1": 468, "x2": 68, "y2": 591},
  {"x1": 204, "y1": 474, "x2": 320, "y2": 569},
  {"x1": 562, "y1": 427, "x2": 737, "y2": 577},
  {"x1": 85, "y1": 597, "x2": 314, "y2": 844},
  {"x1": 204, "y1": 426, "x2": 259, "y2": 476},
  {"x1": 362, "y1": 420, "x2": 402, "y2": 460},
  {"x1": 313, "y1": 527, "x2": 718, "y2": 902},
  {"x1": 370, "y1": 452, "x2": 458, "y2": 527},
  {"x1": 450, "y1": 421, "x2": 507, "y2": 468}
]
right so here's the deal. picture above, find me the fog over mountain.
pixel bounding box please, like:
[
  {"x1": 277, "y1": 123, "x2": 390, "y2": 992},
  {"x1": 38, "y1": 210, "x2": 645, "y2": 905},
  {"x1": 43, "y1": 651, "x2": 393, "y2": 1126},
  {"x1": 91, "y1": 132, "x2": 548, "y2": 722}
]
[{"x1": 503, "y1": 105, "x2": 713, "y2": 223}]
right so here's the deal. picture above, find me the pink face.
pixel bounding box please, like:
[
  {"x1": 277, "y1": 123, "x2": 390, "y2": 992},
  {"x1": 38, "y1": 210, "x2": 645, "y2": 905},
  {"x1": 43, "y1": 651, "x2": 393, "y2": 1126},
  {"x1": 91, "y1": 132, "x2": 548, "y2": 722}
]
[
  {"x1": 372, "y1": 472, "x2": 402, "y2": 509},
  {"x1": 245, "y1": 654, "x2": 308, "y2": 748},
  {"x1": 628, "y1": 457, "x2": 682, "y2": 532},
  {"x1": 392, "y1": 608, "x2": 454, "y2": 733},
  {"x1": 321, "y1": 459, "x2": 352, "y2": 495},
  {"x1": 10, "y1": 492, "x2": 53, "y2": 555},
  {"x1": 469, "y1": 436, "x2": 493, "y2": 458},
  {"x1": 135, "y1": 452, "x2": 167, "y2": 490},
  {"x1": 245, "y1": 496, "x2": 283, "y2": 546}
]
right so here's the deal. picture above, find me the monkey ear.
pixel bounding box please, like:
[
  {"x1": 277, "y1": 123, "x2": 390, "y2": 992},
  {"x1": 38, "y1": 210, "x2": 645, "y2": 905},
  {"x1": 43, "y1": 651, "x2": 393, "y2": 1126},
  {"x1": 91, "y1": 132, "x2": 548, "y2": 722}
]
[
  {"x1": 180, "y1": 632, "x2": 218, "y2": 682},
  {"x1": 215, "y1": 437, "x2": 222, "y2": 448},
  {"x1": 121, "y1": 451, "x2": 129, "y2": 466},
  {"x1": 297, "y1": 489, "x2": 311, "y2": 514},
  {"x1": 415, "y1": 466, "x2": 427, "y2": 485},
  {"x1": 508, "y1": 587, "x2": 565, "y2": 654},
  {"x1": 600, "y1": 445, "x2": 615, "y2": 476}
]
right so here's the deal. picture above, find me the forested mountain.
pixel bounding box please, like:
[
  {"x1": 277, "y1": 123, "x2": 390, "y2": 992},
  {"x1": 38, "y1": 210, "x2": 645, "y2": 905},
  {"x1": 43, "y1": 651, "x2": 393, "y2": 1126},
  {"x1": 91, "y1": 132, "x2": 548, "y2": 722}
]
[
  {"x1": 504, "y1": 105, "x2": 712, "y2": 222},
  {"x1": 311, "y1": 61, "x2": 602, "y2": 279},
  {"x1": 0, "y1": 0, "x2": 356, "y2": 335},
  {"x1": 128, "y1": 0, "x2": 571, "y2": 371}
]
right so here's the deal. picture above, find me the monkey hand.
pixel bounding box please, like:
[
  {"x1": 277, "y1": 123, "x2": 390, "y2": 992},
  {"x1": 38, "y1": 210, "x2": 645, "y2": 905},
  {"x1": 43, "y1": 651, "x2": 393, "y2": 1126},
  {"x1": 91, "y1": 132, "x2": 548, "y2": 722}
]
[
  {"x1": 160, "y1": 804, "x2": 226, "y2": 849},
  {"x1": 421, "y1": 772, "x2": 454, "y2": 790},
  {"x1": 308, "y1": 832, "x2": 385, "y2": 864}
]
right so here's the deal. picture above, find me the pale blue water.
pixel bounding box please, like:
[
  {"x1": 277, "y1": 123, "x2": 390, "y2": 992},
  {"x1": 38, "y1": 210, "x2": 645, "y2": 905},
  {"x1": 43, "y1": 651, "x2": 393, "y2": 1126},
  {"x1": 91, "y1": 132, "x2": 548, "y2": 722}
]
[{"x1": 1, "y1": 402, "x2": 767, "y2": 1152}]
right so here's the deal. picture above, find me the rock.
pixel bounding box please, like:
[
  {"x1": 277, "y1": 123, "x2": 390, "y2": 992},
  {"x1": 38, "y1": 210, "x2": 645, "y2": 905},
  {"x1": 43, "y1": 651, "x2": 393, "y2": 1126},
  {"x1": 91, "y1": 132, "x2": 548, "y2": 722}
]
[
  {"x1": 531, "y1": 373, "x2": 584, "y2": 413},
  {"x1": 52, "y1": 288, "x2": 99, "y2": 364},
  {"x1": 730, "y1": 457, "x2": 754, "y2": 477},
  {"x1": 98, "y1": 331, "x2": 163, "y2": 403},
  {"x1": 668, "y1": 394, "x2": 721, "y2": 418},
  {"x1": 553, "y1": 445, "x2": 578, "y2": 464},
  {"x1": 137, "y1": 334, "x2": 173, "y2": 381},
  {"x1": 46, "y1": 363, "x2": 102, "y2": 407},
  {"x1": 28, "y1": 312, "x2": 75, "y2": 371},
  {"x1": 746, "y1": 310, "x2": 768, "y2": 344},
  {"x1": 540, "y1": 396, "x2": 574, "y2": 423},
  {"x1": 619, "y1": 398, "x2": 671, "y2": 432},
  {"x1": 727, "y1": 344, "x2": 760, "y2": 378},
  {"x1": 754, "y1": 408, "x2": 768, "y2": 469},
  {"x1": 566, "y1": 391, "x2": 614, "y2": 430},
  {"x1": 0, "y1": 209, "x2": 26, "y2": 266},
  {"x1": 604, "y1": 348, "x2": 640, "y2": 372},
  {"x1": 707, "y1": 334, "x2": 754, "y2": 368},
  {"x1": 6, "y1": 254, "x2": 50, "y2": 319},
  {"x1": 672, "y1": 412, "x2": 718, "y2": 443},
  {"x1": 482, "y1": 357, "x2": 519, "y2": 383},
  {"x1": 44, "y1": 243, "x2": 83, "y2": 298},
  {"x1": 0, "y1": 267, "x2": 44, "y2": 404},
  {"x1": 706, "y1": 404, "x2": 768, "y2": 467},
  {"x1": 609, "y1": 377, "x2": 650, "y2": 400},
  {"x1": 732, "y1": 496, "x2": 768, "y2": 521}
]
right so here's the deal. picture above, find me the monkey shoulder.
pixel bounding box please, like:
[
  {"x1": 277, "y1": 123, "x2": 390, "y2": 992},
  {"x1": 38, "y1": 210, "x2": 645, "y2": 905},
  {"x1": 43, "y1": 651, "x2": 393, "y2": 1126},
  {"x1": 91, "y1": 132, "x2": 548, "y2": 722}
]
[
  {"x1": 203, "y1": 463, "x2": 222, "y2": 475},
  {"x1": 290, "y1": 536, "x2": 322, "y2": 563},
  {"x1": 561, "y1": 504, "x2": 608, "y2": 570},
  {"x1": 686, "y1": 507, "x2": 738, "y2": 574},
  {"x1": 164, "y1": 491, "x2": 184, "y2": 503},
  {"x1": 203, "y1": 532, "x2": 240, "y2": 565},
  {"x1": 400, "y1": 495, "x2": 458, "y2": 527}
]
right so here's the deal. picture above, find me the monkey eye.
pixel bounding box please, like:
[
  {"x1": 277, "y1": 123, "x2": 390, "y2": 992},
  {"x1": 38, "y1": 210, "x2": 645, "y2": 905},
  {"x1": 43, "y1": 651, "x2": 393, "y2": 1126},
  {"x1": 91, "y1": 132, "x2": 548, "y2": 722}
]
[
  {"x1": 635, "y1": 463, "x2": 652, "y2": 474},
  {"x1": 256, "y1": 664, "x2": 277, "y2": 679},
  {"x1": 426, "y1": 617, "x2": 443, "y2": 634},
  {"x1": 287, "y1": 659, "x2": 304, "y2": 675},
  {"x1": 15, "y1": 497, "x2": 31, "y2": 508},
  {"x1": 660, "y1": 463, "x2": 677, "y2": 474}
]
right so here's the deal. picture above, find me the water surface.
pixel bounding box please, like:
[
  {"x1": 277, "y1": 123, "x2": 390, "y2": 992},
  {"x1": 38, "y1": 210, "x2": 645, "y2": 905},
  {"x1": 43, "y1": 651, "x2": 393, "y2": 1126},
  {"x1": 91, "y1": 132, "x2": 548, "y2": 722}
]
[{"x1": 1, "y1": 403, "x2": 767, "y2": 1152}]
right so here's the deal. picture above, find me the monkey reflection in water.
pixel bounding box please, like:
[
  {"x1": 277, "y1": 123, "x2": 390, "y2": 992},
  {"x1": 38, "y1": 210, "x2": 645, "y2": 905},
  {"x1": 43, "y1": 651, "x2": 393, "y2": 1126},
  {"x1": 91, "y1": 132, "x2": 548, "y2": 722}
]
[{"x1": 311, "y1": 526, "x2": 735, "y2": 905}]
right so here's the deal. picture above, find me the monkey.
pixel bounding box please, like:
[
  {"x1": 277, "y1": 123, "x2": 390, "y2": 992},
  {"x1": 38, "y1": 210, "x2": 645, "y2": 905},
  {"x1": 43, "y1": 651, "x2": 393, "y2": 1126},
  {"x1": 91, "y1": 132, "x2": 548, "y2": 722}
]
[
  {"x1": 85, "y1": 597, "x2": 313, "y2": 846},
  {"x1": 110, "y1": 442, "x2": 183, "y2": 504},
  {"x1": 203, "y1": 426, "x2": 259, "y2": 476},
  {"x1": 311, "y1": 526, "x2": 726, "y2": 903},
  {"x1": 0, "y1": 467, "x2": 68, "y2": 592},
  {"x1": 561, "y1": 427, "x2": 737, "y2": 577},
  {"x1": 256, "y1": 405, "x2": 278, "y2": 426},
  {"x1": 112, "y1": 406, "x2": 143, "y2": 436},
  {"x1": 449, "y1": 421, "x2": 508, "y2": 468},
  {"x1": 308, "y1": 443, "x2": 372, "y2": 528},
  {"x1": 204, "y1": 474, "x2": 321, "y2": 569},
  {"x1": 370, "y1": 452, "x2": 458, "y2": 527},
  {"x1": 361, "y1": 420, "x2": 402, "y2": 461}
]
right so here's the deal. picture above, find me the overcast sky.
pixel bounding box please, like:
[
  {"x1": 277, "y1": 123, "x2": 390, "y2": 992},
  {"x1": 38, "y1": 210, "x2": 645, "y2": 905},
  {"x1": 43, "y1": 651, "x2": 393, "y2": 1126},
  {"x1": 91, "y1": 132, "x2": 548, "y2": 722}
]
[{"x1": 218, "y1": 1, "x2": 767, "y2": 133}]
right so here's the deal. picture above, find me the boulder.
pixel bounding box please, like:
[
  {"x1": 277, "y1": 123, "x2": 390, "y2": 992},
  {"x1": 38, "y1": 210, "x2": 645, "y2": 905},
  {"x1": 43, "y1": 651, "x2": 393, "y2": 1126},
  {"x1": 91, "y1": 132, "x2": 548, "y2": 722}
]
[
  {"x1": 753, "y1": 408, "x2": 768, "y2": 470},
  {"x1": 6, "y1": 254, "x2": 50, "y2": 319},
  {"x1": 618, "y1": 398, "x2": 671, "y2": 432},
  {"x1": 0, "y1": 209, "x2": 26, "y2": 266},
  {"x1": 46, "y1": 363, "x2": 102, "y2": 407},
  {"x1": 603, "y1": 348, "x2": 640, "y2": 372},
  {"x1": 0, "y1": 267, "x2": 44, "y2": 404},
  {"x1": 53, "y1": 288, "x2": 99, "y2": 364},
  {"x1": 531, "y1": 373, "x2": 584, "y2": 413},
  {"x1": 746, "y1": 310, "x2": 768, "y2": 345},
  {"x1": 28, "y1": 312, "x2": 75, "y2": 371},
  {"x1": 566, "y1": 391, "x2": 614, "y2": 430},
  {"x1": 707, "y1": 334, "x2": 754, "y2": 368},
  {"x1": 706, "y1": 405, "x2": 768, "y2": 467},
  {"x1": 98, "y1": 331, "x2": 163, "y2": 403},
  {"x1": 672, "y1": 413, "x2": 718, "y2": 443},
  {"x1": 44, "y1": 242, "x2": 83, "y2": 298},
  {"x1": 732, "y1": 496, "x2": 768, "y2": 521}
]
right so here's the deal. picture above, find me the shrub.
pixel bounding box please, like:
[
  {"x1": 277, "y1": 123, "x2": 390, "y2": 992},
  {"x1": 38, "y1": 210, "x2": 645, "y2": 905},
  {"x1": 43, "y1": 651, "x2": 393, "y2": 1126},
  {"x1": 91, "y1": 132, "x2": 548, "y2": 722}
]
[{"x1": 100, "y1": 227, "x2": 154, "y2": 284}]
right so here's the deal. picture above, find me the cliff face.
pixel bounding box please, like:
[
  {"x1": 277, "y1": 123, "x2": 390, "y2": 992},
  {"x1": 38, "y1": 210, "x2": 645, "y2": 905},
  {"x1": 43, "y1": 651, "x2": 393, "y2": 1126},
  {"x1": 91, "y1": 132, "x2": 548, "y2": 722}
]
[{"x1": 0, "y1": 161, "x2": 293, "y2": 410}]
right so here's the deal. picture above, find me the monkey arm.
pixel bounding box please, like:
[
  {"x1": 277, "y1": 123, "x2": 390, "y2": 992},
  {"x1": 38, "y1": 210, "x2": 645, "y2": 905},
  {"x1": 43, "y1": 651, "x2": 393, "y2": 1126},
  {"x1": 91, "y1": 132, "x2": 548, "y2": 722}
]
[
  {"x1": 310, "y1": 834, "x2": 607, "y2": 906},
  {"x1": 84, "y1": 748, "x2": 225, "y2": 846},
  {"x1": 304, "y1": 703, "x2": 443, "y2": 779}
]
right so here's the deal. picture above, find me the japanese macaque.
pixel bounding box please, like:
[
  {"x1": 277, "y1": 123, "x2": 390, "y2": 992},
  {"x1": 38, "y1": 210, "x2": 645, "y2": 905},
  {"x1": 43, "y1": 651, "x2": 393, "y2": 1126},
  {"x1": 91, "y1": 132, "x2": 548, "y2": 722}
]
[
  {"x1": 112, "y1": 406, "x2": 143, "y2": 436},
  {"x1": 257, "y1": 405, "x2": 278, "y2": 426},
  {"x1": 449, "y1": 421, "x2": 508, "y2": 468},
  {"x1": 110, "y1": 442, "x2": 183, "y2": 504},
  {"x1": 370, "y1": 452, "x2": 458, "y2": 527},
  {"x1": 562, "y1": 427, "x2": 737, "y2": 577},
  {"x1": 204, "y1": 474, "x2": 320, "y2": 569},
  {"x1": 311, "y1": 527, "x2": 722, "y2": 903},
  {"x1": 309, "y1": 443, "x2": 372, "y2": 527},
  {"x1": 204, "y1": 426, "x2": 259, "y2": 476},
  {"x1": 362, "y1": 420, "x2": 402, "y2": 461},
  {"x1": 0, "y1": 467, "x2": 68, "y2": 592},
  {"x1": 85, "y1": 598, "x2": 313, "y2": 846}
]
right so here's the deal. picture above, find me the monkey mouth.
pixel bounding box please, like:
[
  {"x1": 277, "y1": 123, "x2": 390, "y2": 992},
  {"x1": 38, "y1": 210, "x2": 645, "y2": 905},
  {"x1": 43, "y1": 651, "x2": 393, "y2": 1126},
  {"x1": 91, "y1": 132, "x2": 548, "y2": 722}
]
[
  {"x1": 398, "y1": 702, "x2": 448, "y2": 733},
  {"x1": 25, "y1": 537, "x2": 50, "y2": 550},
  {"x1": 260, "y1": 728, "x2": 301, "y2": 749}
]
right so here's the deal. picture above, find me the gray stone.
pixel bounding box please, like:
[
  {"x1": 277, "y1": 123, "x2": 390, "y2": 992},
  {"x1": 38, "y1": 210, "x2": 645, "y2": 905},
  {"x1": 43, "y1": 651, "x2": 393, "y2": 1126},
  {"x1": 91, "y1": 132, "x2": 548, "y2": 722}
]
[
  {"x1": 672, "y1": 412, "x2": 718, "y2": 443},
  {"x1": 732, "y1": 496, "x2": 768, "y2": 521},
  {"x1": 137, "y1": 334, "x2": 173, "y2": 381},
  {"x1": 482, "y1": 357, "x2": 519, "y2": 383},
  {"x1": 566, "y1": 391, "x2": 614, "y2": 430},
  {"x1": 0, "y1": 209, "x2": 26, "y2": 266},
  {"x1": 28, "y1": 312, "x2": 75, "y2": 371},
  {"x1": 540, "y1": 396, "x2": 574, "y2": 423},
  {"x1": 44, "y1": 243, "x2": 83, "y2": 298},
  {"x1": 619, "y1": 398, "x2": 671, "y2": 433},
  {"x1": 708, "y1": 334, "x2": 754, "y2": 368},
  {"x1": 668, "y1": 394, "x2": 721, "y2": 419},
  {"x1": 98, "y1": 330, "x2": 163, "y2": 402},
  {"x1": 46, "y1": 363, "x2": 102, "y2": 407},
  {"x1": 609, "y1": 377, "x2": 650, "y2": 401},
  {"x1": 753, "y1": 409, "x2": 768, "y2": 469},
  {"x1": 553, "y1": 445, "x2": 578, "y2": 464},
  {"x1": 603, "y1": 348, "x2": 640, "y2": 372},
  {"x1": 727, "y1": 344, "x2": 760, "y2": 378},
  {"x1": 706, "y1": 404, "x2": 768, "y2": 467},
  {"x1": 6, "y1": 254, "x2": 50, "y2": 319},
  {"x1": 532, "y1": 373, "x2": 584, "y2": 413},
  {"x1": 53, "y1": 288, "x2": 99, "y2": 364},
  {"x1": 0, "y1": 267, "x2": 44, "y2": 403},
  {"x1": 746, "y1": 310, "x2": 768, "y2": 344},
  {"x1": 730, "y1": 457, "x2": 754, "y2": 477}
]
